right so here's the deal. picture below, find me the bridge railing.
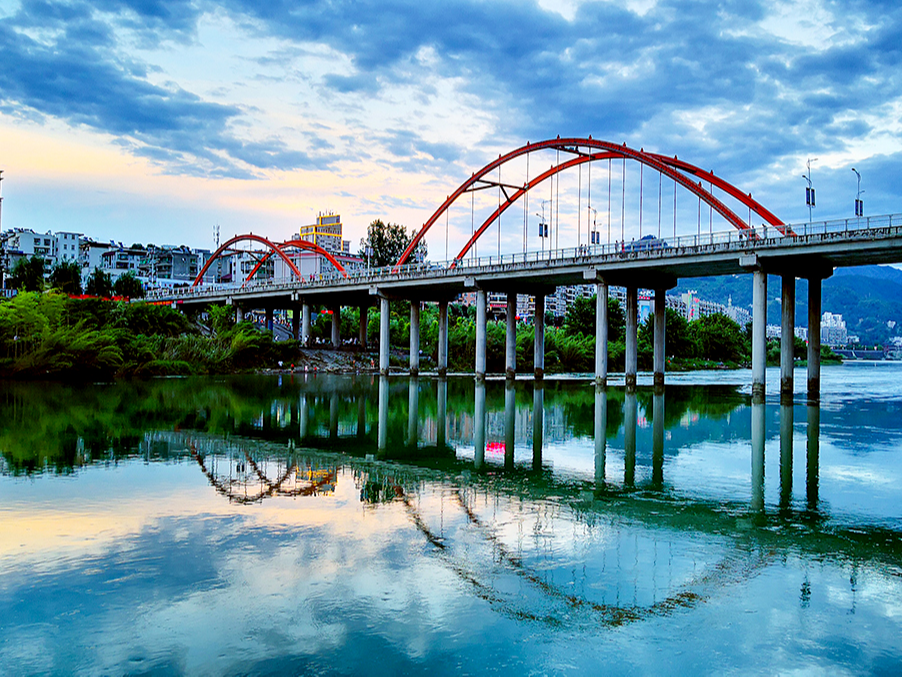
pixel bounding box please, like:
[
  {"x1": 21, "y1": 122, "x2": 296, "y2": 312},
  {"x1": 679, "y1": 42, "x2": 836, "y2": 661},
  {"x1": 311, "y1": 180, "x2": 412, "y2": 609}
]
[{"x1": 147, "y1": 213, "x2": 901, "y2": 301}]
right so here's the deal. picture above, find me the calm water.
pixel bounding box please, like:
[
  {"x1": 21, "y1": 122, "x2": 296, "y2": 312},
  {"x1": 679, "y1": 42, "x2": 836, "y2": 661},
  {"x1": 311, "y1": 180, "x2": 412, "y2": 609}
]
[{"x1": 2, "y1": 364, "x2": 902, "y2": 675}]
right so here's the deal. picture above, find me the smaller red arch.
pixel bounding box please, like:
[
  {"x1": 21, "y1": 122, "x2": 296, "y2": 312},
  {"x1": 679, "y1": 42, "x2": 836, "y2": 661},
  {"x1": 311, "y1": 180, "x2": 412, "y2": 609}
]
[
  {"x1": 192, "y1": 234, "x2": 304, "y2": 287},
  {"x1": 242, "y1": 239, "x2": 349, "y2": 284}
]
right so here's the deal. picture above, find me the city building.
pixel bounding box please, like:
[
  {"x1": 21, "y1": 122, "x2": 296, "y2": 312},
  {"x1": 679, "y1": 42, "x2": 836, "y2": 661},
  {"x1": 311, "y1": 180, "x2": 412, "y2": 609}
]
[{"x1": 821, "y1": 312, "x2": 848, "y2": 347}]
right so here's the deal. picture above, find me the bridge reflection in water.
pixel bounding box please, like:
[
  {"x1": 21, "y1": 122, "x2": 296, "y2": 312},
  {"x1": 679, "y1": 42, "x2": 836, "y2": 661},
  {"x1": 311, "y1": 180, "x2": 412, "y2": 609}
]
[{"x1": 125, "y1": 372, "x2": 897, "y2": 630}]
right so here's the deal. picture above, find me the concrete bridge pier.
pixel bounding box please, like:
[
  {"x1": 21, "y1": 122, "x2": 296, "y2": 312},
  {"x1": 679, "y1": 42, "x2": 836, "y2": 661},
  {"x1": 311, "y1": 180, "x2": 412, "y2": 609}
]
[
  {"x1": 595, "y1": 282, "x2": 608, "y2": 387},
  {"x1": 534, "y1": 293, "x2": 545, "y2": 379},
  {"x1": 265, "y1": 307, "x2": 273, "y2": 332},
  {"x1": 301, "y1": 302, "x2": 311, "y2": 347},
  {"x1": 379, "y1": 297, "x2": 390, "y2": 375},
  {"x1": 437, "y1": 301, "x2": 449, "y2": 377},
  {"x1": 781, "y1": 275, "x2": 796, "y2": 402},
  {"x1": 410, "y1": 302, "x2": 420, "y2": 376},
  {"x1": 475, "y1": 289, "x2": 487, "y2": 380},
  {"x1": 751, "y1": 269, "x2": 768, "y2": 401},
  {"x1": 653, "y1": 287, "x2": 666, "y2": 391},
  {"x1": 806, "y1": 270, "x2": 832, "y2": 401},
  {"x1": 235, "y1": 305, "x2": 244, "y2": 324},
  {"x1": 505, "y1": 292, "x2": 517, "y2": 379},
  {"x1": 625, "y1": 285, "x2": 638, "y2": 391},
  {"x1": 359, "y1": 305, "x2": 368, "y2": 349},
  {"x1": 331, "y1": 305, "x2": 341, "y2": 348},
  {"x1": 292, "y1": 308, "x2": 300, "y2": 341}
]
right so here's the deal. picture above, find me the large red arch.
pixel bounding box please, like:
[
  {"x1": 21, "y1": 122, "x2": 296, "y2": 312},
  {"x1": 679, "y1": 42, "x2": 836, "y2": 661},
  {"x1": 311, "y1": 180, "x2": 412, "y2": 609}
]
[
  {"x1": 394, "y1": 138, "x2": 785, "y2": 270},
  {"x1": 192, "y1": 234, "x2": 304, "y2": 287},
  {"x1": 242, "y1": 239, "x2": 349, "y2": 284}
]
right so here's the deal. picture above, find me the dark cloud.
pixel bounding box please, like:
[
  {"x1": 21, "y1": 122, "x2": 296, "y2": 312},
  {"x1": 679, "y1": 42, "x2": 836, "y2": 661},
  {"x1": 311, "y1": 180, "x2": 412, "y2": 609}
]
[
  {"x1": 0, "y1": 1, "x2": 333, "y2": 176},
  {"x1": 1, "y1": 0, "x2": 899, "y2": 194}
]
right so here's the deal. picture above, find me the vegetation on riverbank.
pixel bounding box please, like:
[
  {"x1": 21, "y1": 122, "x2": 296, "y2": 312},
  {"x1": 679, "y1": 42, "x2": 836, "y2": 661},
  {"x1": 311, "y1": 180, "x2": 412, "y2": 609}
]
[
  {"x1": 0, "y1": 291, "x2": 298, "y2": 379},
  {"x1": 0, "y1": 289, "x2": 838, "y2": 380}
]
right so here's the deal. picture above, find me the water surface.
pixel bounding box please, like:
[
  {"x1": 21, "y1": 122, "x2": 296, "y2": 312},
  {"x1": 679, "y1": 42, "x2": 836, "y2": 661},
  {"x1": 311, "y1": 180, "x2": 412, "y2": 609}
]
[{"x1": 2, "y1": 363, "x2": 901, "y2": 675}]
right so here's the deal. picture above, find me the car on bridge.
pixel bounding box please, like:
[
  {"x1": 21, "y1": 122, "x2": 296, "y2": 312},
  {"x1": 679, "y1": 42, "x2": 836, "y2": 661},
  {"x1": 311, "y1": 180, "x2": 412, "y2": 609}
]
[{"x1": 621, "y1": 234, "x2": 668, "y2": 253}]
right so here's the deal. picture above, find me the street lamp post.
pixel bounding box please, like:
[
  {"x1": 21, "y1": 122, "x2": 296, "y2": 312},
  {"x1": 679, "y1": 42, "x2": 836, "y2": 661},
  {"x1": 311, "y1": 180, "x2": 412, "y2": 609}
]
[
  {"x1": 535, "y1": 199, "x2": 551, "y2": 253},
  {"x1": 588, "y1": 206, "x2": 598, "y2": 246},
  {"x1": 802, "y1": 157, "x2": 818, "y2": 225},
  {"x1": 852, "y1": 168, "x2": 864, "y2": 225}
]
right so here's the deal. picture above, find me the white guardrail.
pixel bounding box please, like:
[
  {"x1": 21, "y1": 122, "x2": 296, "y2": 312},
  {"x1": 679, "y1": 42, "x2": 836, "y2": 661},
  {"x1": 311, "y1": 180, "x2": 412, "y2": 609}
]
[{"x1": 147, "y1": 213, "x2": 901, "y2": 301}]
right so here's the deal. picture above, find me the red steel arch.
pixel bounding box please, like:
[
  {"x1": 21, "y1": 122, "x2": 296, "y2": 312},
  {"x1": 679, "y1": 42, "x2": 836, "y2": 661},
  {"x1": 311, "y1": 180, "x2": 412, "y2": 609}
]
[
  {"x1": 192, "y1": 234, "x2": 303, "y2": 287},
  {"x1": 394, "y1": 138, "x2": 786, "y2": 270},
  {"x1": 242, "y1": 239, "x2": 349, "y2": 284}
]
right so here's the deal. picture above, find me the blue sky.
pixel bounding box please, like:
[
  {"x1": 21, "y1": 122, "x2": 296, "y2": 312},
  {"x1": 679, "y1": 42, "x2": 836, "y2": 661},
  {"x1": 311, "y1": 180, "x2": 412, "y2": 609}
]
[{"x1": 0, "y1": 0, "x2": 899, "y2": 255}]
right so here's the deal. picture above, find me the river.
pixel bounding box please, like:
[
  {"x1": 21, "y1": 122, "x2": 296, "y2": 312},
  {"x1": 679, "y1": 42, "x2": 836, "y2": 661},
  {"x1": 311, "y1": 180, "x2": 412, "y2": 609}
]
[{"x1": 1, "y1": 363, "x2": 901, "y2": 675}]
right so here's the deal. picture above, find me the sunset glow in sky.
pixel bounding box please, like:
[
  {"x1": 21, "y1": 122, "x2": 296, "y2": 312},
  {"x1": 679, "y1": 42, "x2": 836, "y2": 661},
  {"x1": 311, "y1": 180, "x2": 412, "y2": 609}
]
[{"x1": 1, "y1": 0, "x2": 899, "y2": 255}]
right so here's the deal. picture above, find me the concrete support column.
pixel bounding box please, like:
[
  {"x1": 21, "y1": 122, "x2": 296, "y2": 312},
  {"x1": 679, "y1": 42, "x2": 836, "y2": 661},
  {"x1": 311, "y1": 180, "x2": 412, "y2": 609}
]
[
  {"x1": 379, "y1": 297, "x2": 390, "y2": 375},
  {"x1": 359, "y1": 305, "x2": 368, "y2": 349},
  {"x1": 291, "y1": 308, "x2": 300, "y2": 341},
  {"x1": 301, "y1": 303, "x2": 311, "y2": 347},
  {"x1": 475, "y1": 289, "x2": 487, "y2": 379},
  {"x1": 505, "y1": 293, "x2": 517, "y2": 379},
  {"x1": 265, "y1": 307, "x2": 273, "y2": 332},
  {"x1": 235, "y1": 305, "x2": 244, "y2": 323},
  {"x1": 653, "y1": 287, "x2": 666, "y2": 391},
  {"x1": 808, "y1": 277, "x2": 822, "y2": 401},
  {"x1": 751, "y1": 269, "x2": 768, "y2": 401},
  {"x1": 331, "y1": 305, "x2": 340, "y2": 349},
  {"x1": 595, "y1": 282, "x2": 608, "y2": 386},
  {"x1": 781, "y1": 275, "x2": 796, "y2": 401},
  {"x1": 625, "y1": 285, "x2": 638, "y2": 390},
  {"x1": 409, "y1": 302, "x2": 420, "y2": 376},
  {"x1": 437, "y1": 301, "x2": 449, "y2": 377},
  {"x1": 534, "y1": 294, "x2": 545, "y2": 380}
]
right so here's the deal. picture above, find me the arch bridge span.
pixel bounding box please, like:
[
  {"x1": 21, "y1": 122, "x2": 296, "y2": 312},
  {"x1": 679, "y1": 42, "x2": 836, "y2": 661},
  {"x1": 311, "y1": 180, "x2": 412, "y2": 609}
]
[{"x1": 395, "y1": 137, "x2": 787, "y2": 271}]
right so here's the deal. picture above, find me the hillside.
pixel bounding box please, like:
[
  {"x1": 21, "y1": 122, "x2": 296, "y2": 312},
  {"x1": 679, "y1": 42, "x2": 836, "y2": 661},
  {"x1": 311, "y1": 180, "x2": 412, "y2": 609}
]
[{"x1": 672, "y1": 265, "x2": 902, "y2": 346}]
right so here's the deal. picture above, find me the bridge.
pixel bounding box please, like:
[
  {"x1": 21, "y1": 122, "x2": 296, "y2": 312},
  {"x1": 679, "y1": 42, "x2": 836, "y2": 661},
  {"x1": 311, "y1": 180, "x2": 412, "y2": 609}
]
[{"x1": 151, "y1": 137, "x2": 902, "y2": 401}]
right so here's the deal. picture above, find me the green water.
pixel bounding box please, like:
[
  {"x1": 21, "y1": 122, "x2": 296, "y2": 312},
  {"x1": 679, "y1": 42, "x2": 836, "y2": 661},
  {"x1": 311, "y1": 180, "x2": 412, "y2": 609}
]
[{"x1": 1, "y1": 364, "x2": 901, "y2": 675}]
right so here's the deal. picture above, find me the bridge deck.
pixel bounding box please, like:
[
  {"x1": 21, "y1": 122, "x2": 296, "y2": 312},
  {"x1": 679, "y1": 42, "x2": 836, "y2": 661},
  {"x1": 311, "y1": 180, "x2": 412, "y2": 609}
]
[{"x1": 152, "y1": 214, "x2": 902, "y2": 307}]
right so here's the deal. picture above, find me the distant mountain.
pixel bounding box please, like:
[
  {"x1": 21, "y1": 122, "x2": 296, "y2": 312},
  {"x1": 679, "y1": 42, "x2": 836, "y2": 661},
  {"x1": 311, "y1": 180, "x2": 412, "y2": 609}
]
[{"x1": 672, "y1": 264, "x2": 902, "y2": 346}]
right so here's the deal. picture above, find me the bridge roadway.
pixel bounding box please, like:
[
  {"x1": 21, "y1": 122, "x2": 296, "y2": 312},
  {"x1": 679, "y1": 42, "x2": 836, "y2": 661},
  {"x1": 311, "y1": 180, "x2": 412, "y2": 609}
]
[{"x1": 154, "y1": 214, "x2": 902, "y2": 400}]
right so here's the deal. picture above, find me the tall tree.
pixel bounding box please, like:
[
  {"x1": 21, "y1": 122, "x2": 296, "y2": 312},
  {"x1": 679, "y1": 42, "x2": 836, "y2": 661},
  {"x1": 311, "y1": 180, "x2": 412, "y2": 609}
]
[
  {"x1": 49, "y1": 261, "x2": 83, "y2": 295},
  {"x1": 9, "y1": 255, "x2": 46, "y2": 292},
  {"x1": 85, "y1": 267, "x2": 113, "y2": 298},
  {"x1": 359, "y1": 219, "x2": 427, "y2": 268},
  {"x1": 113, "y1": 271, "x2": 144, "y2": 299},
  {"x1": 562, "y1": 294, "x2": 625, "y2": 341}
]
